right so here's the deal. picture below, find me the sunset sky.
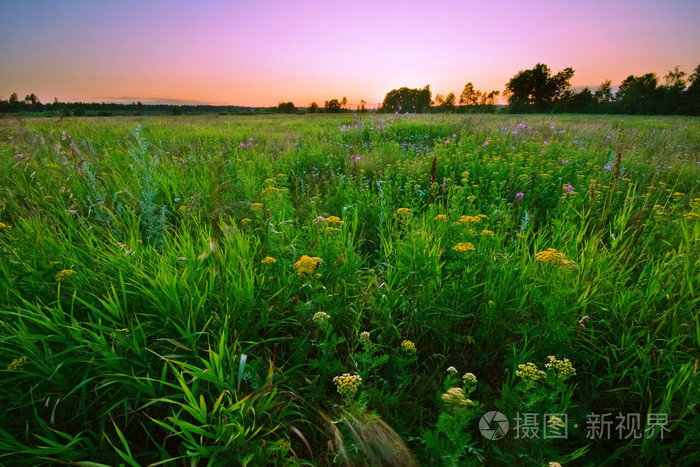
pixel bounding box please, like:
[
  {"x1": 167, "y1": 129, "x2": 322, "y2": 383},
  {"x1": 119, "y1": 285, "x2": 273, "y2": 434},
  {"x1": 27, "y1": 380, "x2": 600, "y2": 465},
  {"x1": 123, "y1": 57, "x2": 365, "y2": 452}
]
[{"x1": 1, "y1": 0, "x2": 698, "y2": 108}]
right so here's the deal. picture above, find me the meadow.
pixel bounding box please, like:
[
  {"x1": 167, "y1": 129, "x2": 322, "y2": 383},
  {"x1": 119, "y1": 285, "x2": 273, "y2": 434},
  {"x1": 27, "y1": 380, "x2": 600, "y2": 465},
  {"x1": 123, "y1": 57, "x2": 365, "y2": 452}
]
[{"x1": 0, "y1": 113, "x2": 698, "y2": 466}]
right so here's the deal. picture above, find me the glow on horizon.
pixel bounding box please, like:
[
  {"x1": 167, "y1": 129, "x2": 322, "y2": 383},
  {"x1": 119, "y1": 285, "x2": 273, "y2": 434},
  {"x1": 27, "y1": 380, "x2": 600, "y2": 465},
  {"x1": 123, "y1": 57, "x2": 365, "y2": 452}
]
[{"x1": 1, "y1": 0, "x2": 698, "y2": 108}]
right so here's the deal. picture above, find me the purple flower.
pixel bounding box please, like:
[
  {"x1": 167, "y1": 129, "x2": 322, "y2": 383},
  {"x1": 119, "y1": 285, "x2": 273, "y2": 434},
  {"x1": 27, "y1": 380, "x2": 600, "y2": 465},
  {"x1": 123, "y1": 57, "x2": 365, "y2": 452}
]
[
  {"x1": 604, "y1": 164, "x2": 612, "y2": 171},
  {"x1": 543, "y1": 141, "x2": 548, "y2": 145},
  {"x1": 558, "y1": 130, "x2": 567, "y2": 134},
  {"x1": 512, "y1": 130, "x2": 518, "y2": 135},
  {"x1": 452, "y1": 133, "x2": 457, "y2": 138},
  {"x1": 445, "y1": 139, "x2": 450, "y2": 144},
  {"x1": 519, "y1": 123, "x2": 526, "y2": 129},
  {"x1": 350, "y1": 154, "x2": 361, "y2": 162},
  {"x1": 561, "y1": 159, "x2": 569, "y2": 164},
  {"x1": 551, "y1": 125, "x2": 556, "y2": 130},
  {"x1": 605, "y1": 136, "x2": 612, "y2": 142},
  {"x1": 515, "y1": 192, "x2": 524, "y2": 200},
  {"x1": 563, "y1": 184, "x2": 574, "y2": 193},
  {"x1": 483, "y1": 140, "x2": 489, "y2": 147}
]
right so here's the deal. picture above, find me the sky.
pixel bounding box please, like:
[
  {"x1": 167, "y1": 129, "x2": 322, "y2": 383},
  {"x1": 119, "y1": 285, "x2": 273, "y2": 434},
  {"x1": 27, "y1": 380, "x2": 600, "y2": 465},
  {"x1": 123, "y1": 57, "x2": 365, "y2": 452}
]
[{"x1": 1, "y1": 0, "x2": 698, "y2": 108}]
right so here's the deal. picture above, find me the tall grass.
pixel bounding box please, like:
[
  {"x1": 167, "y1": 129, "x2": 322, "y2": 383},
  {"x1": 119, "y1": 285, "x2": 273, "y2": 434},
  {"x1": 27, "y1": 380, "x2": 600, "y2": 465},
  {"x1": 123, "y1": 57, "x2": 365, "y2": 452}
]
[{"x1": 0, "y1": 113, "x2": 698, "y2": 465}]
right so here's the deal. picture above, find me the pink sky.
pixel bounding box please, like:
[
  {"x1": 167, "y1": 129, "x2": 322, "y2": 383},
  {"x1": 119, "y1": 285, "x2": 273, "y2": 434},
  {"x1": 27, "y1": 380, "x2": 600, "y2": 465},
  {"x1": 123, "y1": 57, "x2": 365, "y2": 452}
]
[{"x1": 1, "y1": 0, "x2": 698, "y2": 107}]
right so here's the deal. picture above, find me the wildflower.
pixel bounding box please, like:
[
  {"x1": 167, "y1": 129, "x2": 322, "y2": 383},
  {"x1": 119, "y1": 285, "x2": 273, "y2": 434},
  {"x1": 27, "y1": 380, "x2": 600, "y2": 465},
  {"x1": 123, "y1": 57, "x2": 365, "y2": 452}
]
[
  {"x1": 241, "y1": 218, "x2": 252, "y2": 224},
  {"x1": 333, "y1": 373, "x2": 362, "y2": 398},
  {"x1": 55, "y1": 269, "x2": 76, "y2": 281},
  {"x1": 276, "y1": 173, "x2": 286, "y2": 178},
  {"x1": 547, "y1": 416, "x2": 565, "y2": 429},
  {"x1": 0, "y1": 222, "x2": 10, "y2": 229},
  {"x1": 563, "y1": 183, "x2": 574, "y2": 194},
  {"x1": 535, "y1": 248, "x2": 575, "y2": 269},
  {"x1": 579, "y1": 315, "x2": 590, "y2": 328},
  {"x1": 178, "y1": 205, "x2": 187, "y2": 212},
  {"x1": 7, "y1": 356, "x2": 28, "y2": 371},
  {"x1": 262, "y1": 186, "x2": 280, "y2": 196},
  {"x1": 483, "y1": 140, "x2": 489, "y2": 147},
  {"x1": 327, "y1": 215, "x2": 344, "y2": 225},
  {"x1": 434, "y1": 214, "x2": 448, "y2": 222},
  {"x1": 251, "y1": 203, "x2": 263, "y2": 211},
  {"x1": 401, "y1": 340, "x2": 416, "y2": 353},
  {"x1": 684, "y1": 212, "x2": 699, "y2": 220},
  {"x1": 441, "y1": 387, "x2": 474, "y2": 407},
  {"x1": 516, "y1": 362, "x2": 546, "y2": 381},
  {"x1": 313, "y1": 311, "x2": 330, "y2": 325},
  {"x1": 453, "y1": 242, "x2": 475, "y2": 252},
  {"x1": 462, "y1": 373, "x2": 477, "y2": 386},
  {"x1": 359, "y1": 331, "x2": 371, "y2": 344},
  {"x1": 545, "y1": 356, "x2": 576, "y2": 381},
  {"x1": 515, "y1": 192, "x2": 524, "y2": 201},
  {"x1": 447, "y1": 366, "x2": 458, "y2": 374},
  {"x1": 604, "y1": 164, "x2": 612, "y2": 171},
  {"x1": 261, "y1": 256, "x2": 277, "y2": 265},
  {"x1": 480, "y1": 229, "x2": 494, "y2": 236},
  {"x1": 44, "y1": 163, "x2": 60, "y2": 169},
  {"x1": 294, "y1": 255, "x2": 321, "y2": 276},
  {"x1": 396, "y1": 208, "x2": 413, "y2": 218},
  {"x1": 549, "y1": 462, "x2": 562, "y2": 467},
  {"x1": 562, "y1": 159, "x2": 569, "y2": 164}
]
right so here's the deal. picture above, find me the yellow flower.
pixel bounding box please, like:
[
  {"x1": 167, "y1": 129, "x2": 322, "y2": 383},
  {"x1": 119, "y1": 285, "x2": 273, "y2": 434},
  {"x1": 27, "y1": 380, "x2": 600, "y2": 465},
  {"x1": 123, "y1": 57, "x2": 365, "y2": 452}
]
[
  {"x1": 264, "y1": 178, "x2": 275, "y2": 185},
  {"x1": 7, "y1": 356, "x2": 28, "y2": 371},
  {"x1": 462, "y1": 373, "x2": 477, "y2": 386},
  {"x1": 251, "y1": 203, "x2": 263, "y2": 211},
  {"x1": 441, "y1": 387, "x2": 474, "y2": 407},
  {"x1": 545, "y1": 356, "x2": 576, "y2": 381},
  {"x1": 178, "y1": 205, "x2": 187, "y2": 212},
  {"x1": 401, "y1": 340, "x2": 416, "y2": 353},
  {"x1": 294, "y1": 255, "x2": 321, "y2": 276},
  {"x1": 327, "y1": 215, "x2": 344, "y2": 225},
  {"x1": 333, "y1": 373, "x2": 362, "y2": 398},
  {"x1": 684, "y1": 212, "x2": 699, "y2": 220},
  {"x1": 241, "y1": 218, "x2": 252, "y2": 224},
  {"x1": 55, "y1": 269, "x2": 76, "y2": 281},
  {"x1": 547, "y1": 416, "x2": 565, "y2": 429},
  {"x1": 262, "y1": 186, "x2": 280, "y2": 196},
  {"x1": 44, "y1": 195, "x2": 53, "y2": 200},
  {"x1": 453, "y1": 242, "x2": 475, "y2": 252},
  {"x1": 434, "y1": 214, "x2": 447, "y2": 222},
  {"x1": 261, "y1": 256, "x2": 277, "y2": 265},
  {"x1": 396, "y1": 208, "x2": 413, "y2": 218},
  {"x1": 0, "y1": 222, "x2": 10, "y2": 229},
  {"x1": 516, "y1": 362, "x2": 546, "y2": 381},
  {"x1": 481, "y1": 229, "x2": 494, "y2": 236},
  {"x1": 535, "y1": 248, "x2": 575, "y2": 269},
  {"x1": 325, "y1": 226, "x2": 340, "y2": 233}
]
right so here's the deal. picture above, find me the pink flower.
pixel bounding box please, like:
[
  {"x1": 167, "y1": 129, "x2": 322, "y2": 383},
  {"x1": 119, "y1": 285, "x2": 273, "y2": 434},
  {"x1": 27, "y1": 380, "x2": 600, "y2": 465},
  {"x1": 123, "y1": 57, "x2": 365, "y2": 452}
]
[{"x1": 483, "y1": 141, "x2": 489, "y2": 147}]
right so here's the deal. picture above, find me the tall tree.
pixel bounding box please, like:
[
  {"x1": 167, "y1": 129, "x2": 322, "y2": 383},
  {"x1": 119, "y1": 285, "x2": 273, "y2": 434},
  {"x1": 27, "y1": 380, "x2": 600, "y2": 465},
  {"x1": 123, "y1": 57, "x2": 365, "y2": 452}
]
[{"x1": 504, "y1": 63, "x2": 575, "y2": 112}]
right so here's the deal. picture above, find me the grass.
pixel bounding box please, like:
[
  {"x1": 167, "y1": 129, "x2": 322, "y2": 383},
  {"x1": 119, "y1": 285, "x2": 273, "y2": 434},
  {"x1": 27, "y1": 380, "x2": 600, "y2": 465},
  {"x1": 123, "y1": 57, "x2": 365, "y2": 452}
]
[{"x1": 0, "y1": 113, "x2": 698, "y2": 465}]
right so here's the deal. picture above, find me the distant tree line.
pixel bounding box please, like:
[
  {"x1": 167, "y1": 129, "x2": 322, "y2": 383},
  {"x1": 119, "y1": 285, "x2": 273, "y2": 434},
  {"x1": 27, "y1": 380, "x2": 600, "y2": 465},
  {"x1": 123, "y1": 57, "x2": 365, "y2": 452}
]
[{"x1": 4, "y1": 62, "x2": 700, "y2": 117}]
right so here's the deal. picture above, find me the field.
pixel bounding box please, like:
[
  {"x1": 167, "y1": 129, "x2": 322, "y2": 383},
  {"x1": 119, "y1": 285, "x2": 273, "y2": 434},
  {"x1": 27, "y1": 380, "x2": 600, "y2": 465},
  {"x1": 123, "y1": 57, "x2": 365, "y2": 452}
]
[{"x1": 0, "y1": 113, "x2": 698, "y2": 466}]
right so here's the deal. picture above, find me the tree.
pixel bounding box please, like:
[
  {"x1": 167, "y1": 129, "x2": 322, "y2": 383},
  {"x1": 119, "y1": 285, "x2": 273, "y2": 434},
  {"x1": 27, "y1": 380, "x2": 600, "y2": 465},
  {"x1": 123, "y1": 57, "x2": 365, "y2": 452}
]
[
  {"x1": 594, "y1": 80, "x2": 613, "y2": 104},
  {"x1": 325, "y1": 99, "x2": 341, "y2": 112},
  {"x1": 359, "y1": 100, "x2": 367, "y2": 112},
  {"x1": 381, "y1": 85, "x2": 431, "y2": 113},
  {"x1": 340, "y1": 97, "x2": 347, "y2": 110},
  {"x1": 444, "y1": 92, "x2": 456, "y2": 111},
  {"x1": 278, "y1": 102, "x2": 297, "y2": 113},
  {"x1": 504, "y1": 63, "x2": 575, "y2": 112},
  {"x1": 459, "y1": 82, "x2": 479, "y2": 106},
  {"x1": 308, "y1": 101, "x2": 319, "y2": 113},
  {"x1": 615, "y1": 73, "x2": 658, "y2": 114},
  {"x1": 434, "y1": 94, "x2": 445, "y2": 106}
]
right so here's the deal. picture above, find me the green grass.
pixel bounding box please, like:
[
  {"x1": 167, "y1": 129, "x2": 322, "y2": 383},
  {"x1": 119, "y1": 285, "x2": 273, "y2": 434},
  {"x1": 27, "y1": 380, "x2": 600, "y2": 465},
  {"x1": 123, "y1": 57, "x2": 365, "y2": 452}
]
[{"x1": 1, "y1": 113, "x2": 698, "y2": 465}]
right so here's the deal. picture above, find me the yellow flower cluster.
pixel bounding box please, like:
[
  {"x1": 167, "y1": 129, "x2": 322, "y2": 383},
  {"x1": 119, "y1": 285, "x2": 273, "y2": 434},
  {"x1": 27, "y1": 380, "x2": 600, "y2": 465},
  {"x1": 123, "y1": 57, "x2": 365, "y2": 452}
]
[
  {"x1": 684, "y1": 212, "x2": 699, "y2": 220},
  {"x1": 516, "y1": 362, "x2": 546, "y2": 381},
  {"x1": 333, "y1": 373, "x2": 362, "y2": 397},
  {"x1": 7, "y1": 356, "x2": 28, "y2": 371},
  {"x1": 401, "y1": 340, "x2": 416, "y2": 353},
  {"x1": 481, "y1": 229, "x2": 494, "y2": 236},
  {"x1": 294, "y1": 255, "x2": 321, "y2": 276},
  {"x1": 55, "y1": 269, "x2": 76, "y2": 281},
  {"x1": 261, "y1": 256, "x2": 277, "y2": 265},
  {"x1": 547, "y1": 415, "x2": 565, "y2": 428},
  {"x1": 325, "y1": 227, "x2": 340, "y2": 233},
  {"x1": 545, "y1": 356, "x2": 576, "y2": 381},
  {"x1": 441, "y1": 387, "x2": 474, "y2": 407},
  {"x1": 453, "y1": 242, "x2": 475, "y2": 252},
  {"x1": 264, "y1": 178, "x2": 275, "y2": 185},
  {"x1": 313, "y1": 311, "x2": 330, "y2": 325},
  {"x1": 251, "y1": 203, "x2": 264, "y2": 211},
  {"x1": 262, "y1": 186, "x2": 280, "y2": 196},
  {"x1": 327, "y1": 216, "x2": 344, "y2": 225},
  {"x1": 535, "y1": 248, "x2": 575, "y2": 269},
  {"x1": 0, "y1": 222, "x2": 10, "y2": 229},
  {"x1": 462, "y1": 372, "x2": 477, "y2": 386},
  {"x1": 457, "y1": 214, "x2": 488, "y2": 224},
  {"x1": 396, "y1": 208, "x2": 413, "y2": 218},
  {"x1": 434, "y1": 214, "x2": 448, "y2": 222}
]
